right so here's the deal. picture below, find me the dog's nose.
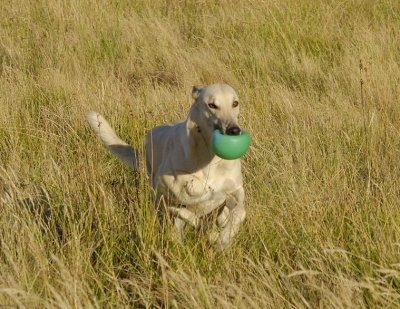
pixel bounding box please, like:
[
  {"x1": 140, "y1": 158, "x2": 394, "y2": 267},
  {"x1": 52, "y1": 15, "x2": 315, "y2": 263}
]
[{"x1": 226, "y1": 126, "x2": 241, "y2": 135}]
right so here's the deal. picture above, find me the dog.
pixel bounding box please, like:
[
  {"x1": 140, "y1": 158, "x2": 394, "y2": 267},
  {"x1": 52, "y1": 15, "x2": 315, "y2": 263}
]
[{"x1": 87, "y1": 84, "x2": 246, "y2": 250}]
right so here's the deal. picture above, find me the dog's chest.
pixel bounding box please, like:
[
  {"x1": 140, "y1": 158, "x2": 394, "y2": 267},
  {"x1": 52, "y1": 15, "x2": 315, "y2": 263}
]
[{"x1": 157, "y1": 164, "x2": 239, "y2": 215}]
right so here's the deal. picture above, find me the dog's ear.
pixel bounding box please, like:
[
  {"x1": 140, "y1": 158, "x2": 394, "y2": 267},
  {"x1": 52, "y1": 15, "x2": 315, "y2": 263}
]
[{"x1": 191, "y1": 85, "x2": 204, "y2": 100}]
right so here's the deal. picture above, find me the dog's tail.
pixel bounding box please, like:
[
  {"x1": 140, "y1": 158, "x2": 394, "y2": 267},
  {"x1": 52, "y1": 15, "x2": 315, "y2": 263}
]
[{"x1": 86, "y1": 111, "x2": 139, "y2": 169}]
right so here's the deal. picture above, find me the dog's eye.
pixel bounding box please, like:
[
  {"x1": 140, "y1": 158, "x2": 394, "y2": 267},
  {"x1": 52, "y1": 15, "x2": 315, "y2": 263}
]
[
  {"x1": 208, "y1": 103, "x2": 217, "y2": 109},
  {"x1": 233, "y1": 101, "x2": 239, "y2": 108}
]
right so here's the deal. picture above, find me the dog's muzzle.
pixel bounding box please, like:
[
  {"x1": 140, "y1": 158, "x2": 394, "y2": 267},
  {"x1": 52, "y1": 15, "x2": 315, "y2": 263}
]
[{"x1": 226, "y1": 126, "x2": 241, "y2": 136}]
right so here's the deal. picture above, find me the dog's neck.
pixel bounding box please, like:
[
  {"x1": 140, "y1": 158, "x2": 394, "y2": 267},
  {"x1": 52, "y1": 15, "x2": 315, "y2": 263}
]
[{"x1": 184, "y1": 114, "x2": 218, "y2": 167}]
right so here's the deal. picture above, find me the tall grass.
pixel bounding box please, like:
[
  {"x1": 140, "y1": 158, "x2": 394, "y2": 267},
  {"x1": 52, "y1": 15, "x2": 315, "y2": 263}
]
[{"x1": 1, "y1": 0, "x2": 400, "y2": 307}]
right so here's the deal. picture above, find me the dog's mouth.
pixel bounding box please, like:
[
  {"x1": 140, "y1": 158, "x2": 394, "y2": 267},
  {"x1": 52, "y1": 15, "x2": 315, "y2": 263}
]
[{"x1": 214, "y1": 124, "x2": 222, "y2": 132}]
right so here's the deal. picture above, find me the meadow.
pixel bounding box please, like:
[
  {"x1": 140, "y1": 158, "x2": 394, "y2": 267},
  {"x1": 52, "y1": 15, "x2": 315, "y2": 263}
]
[{"x1": 1, "y1": 0, "x2": 400, "y2": 307}]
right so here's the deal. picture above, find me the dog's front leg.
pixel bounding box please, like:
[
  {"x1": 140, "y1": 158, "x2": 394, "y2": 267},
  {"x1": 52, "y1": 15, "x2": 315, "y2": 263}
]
[
  {"x1": 173, "y1": 217, "x2": 186, "y2": 240},
  {"x1": 215, "y1": 187, "x2": 246, "y2": 251},
  {"x1": 207, "y1": 206, "x2": 229, "y2": 244},
  {"x1": 168, "y1": 207, "x2": 200, "y2": 241}
]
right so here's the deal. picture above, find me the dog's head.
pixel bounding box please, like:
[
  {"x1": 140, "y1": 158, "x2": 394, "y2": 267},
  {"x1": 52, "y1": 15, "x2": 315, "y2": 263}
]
[{"x1": 190, "y1": 84, "x2": 241, "y2": 138}]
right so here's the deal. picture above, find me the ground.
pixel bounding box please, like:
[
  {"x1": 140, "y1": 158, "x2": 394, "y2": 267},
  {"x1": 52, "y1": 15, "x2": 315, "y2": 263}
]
[{"x1": 1, "y1": 0, "x2": 400, "y2": 307}]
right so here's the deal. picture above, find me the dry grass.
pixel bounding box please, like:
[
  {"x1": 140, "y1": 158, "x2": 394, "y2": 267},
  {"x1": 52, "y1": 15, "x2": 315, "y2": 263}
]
[{"x1": 1, "y1": 0, "x2": 400, "y2": 307}]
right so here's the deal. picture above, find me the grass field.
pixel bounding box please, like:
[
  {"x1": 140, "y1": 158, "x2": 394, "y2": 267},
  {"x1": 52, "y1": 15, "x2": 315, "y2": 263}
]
[{"x1": 1, "y1": 0, "x2": 400, "y2": 307}]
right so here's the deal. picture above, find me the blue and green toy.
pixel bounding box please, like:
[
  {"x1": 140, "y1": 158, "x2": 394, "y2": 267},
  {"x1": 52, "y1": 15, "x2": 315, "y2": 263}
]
[{"x1": 211, "y1": 129, "x2": 250, "y2": 160}]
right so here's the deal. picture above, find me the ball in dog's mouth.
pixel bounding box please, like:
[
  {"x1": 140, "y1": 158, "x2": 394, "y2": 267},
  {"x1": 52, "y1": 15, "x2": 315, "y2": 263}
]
[{"x1": 211, "y1": 129, "x2": 250, "y2": 160}]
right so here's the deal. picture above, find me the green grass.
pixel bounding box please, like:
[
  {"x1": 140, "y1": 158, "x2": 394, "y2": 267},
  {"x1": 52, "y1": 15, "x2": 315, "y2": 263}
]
[{"x1": 1, "y1": 0, "x2": 400, "y2": 307}]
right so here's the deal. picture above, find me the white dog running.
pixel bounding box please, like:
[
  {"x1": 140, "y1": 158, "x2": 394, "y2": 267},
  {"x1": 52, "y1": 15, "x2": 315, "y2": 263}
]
[{"x1": 87, "y1": 84, "x2": 246, "y2": 250}]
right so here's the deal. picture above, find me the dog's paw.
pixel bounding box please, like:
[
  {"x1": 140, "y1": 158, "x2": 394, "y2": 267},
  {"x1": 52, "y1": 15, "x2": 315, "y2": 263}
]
[
  {"x1": 207, "y1": 230, "x2": 219, "y2": 245},
  {"x1": 214, "y1": 237, "x2": 230, "y2": 252},
  {"x1": 214, "y1": 241, "x2": 227, "y2": 252}
]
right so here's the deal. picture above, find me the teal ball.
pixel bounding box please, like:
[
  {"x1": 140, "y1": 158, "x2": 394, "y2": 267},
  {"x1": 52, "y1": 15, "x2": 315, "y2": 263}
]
[{"x1": 211, "y1": 129, "x2": 250, "y2": 160}]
